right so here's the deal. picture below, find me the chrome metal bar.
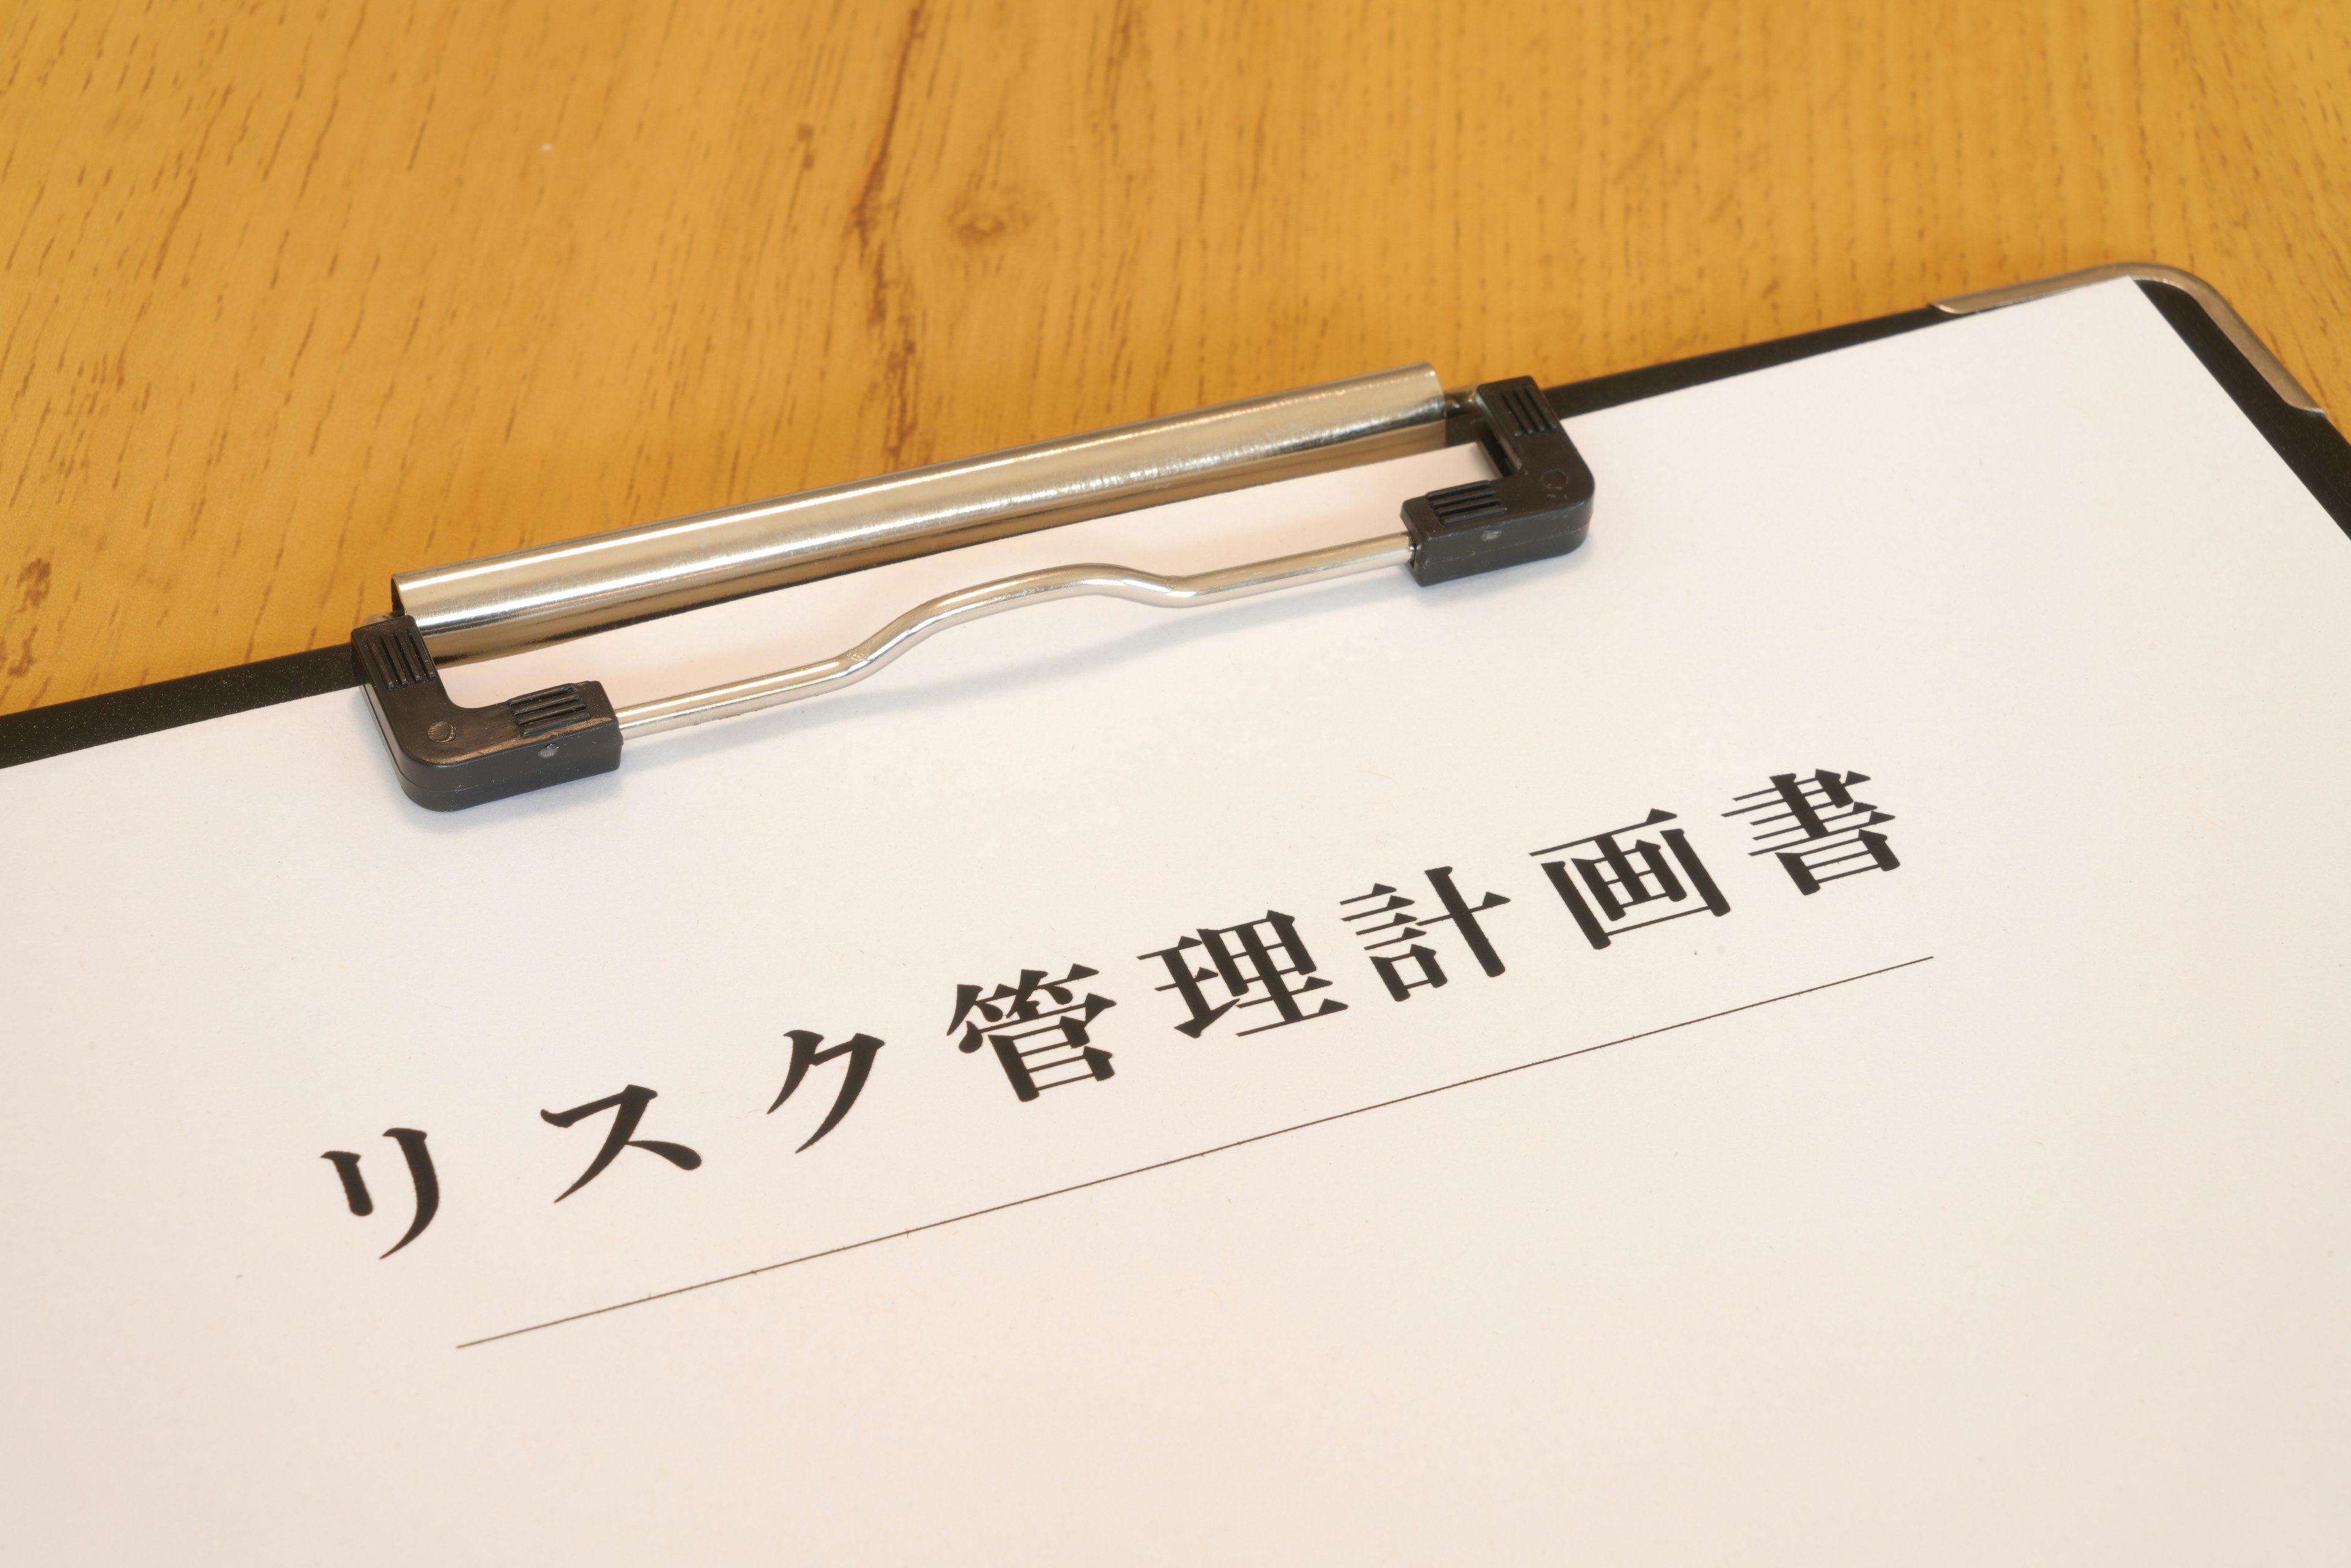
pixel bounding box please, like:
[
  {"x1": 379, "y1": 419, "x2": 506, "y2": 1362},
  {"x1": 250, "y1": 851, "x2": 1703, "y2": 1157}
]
[
  {"x1": 397, "y1": 366, "x2": 1447, "y2": 662},
  {"x1": 1933, "y1": 262, "x2": 2322, "y2": 415},
  {"x1": 615, "y1": 534, "x2": 1414, "y2": 738}
]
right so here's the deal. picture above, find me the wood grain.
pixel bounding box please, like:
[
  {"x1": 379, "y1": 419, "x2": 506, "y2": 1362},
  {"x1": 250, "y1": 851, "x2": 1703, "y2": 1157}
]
[{"x1": 6, "y1": 0, "x2": 2349, "y2": 713}]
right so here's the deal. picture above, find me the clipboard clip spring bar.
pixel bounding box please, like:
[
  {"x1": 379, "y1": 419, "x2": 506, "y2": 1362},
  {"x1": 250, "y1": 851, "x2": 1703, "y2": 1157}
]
[{"x1": 354, "y1": 373, "x2": 1592, "y2": 810}]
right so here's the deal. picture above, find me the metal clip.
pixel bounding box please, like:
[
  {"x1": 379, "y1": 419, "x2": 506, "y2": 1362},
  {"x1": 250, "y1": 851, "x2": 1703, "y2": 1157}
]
[{"x1": 356, "y1": 372, "x2": 1592, "y2": 809}]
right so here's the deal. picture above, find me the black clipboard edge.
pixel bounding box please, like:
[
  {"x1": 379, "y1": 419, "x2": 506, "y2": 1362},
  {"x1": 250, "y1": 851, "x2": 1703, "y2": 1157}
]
[
  {"x1": 2131, "y1": 282, "x2": 2351, "y2": 532},
  {"x1": 1542, "y1": 306, "x2": 1946, "y2": 420},
  {"x1": 7, "y1": 272, "x2": 2344, "y2": 773},
  {"x1": 0, "y1": 642, "x2": 361, "y2": 770}
]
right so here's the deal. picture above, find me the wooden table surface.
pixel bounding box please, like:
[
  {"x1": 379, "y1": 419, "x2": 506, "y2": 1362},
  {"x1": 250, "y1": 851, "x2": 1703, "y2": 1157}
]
[{"x1": 6, "y1": 1, "x2": 2348, "y2": 715}]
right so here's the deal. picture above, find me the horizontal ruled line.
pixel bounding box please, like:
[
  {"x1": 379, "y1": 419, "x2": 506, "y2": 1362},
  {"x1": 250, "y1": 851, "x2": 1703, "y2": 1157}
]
[{"x1": 457, "y1": 954, "x2": 1937, "y2": 1351}]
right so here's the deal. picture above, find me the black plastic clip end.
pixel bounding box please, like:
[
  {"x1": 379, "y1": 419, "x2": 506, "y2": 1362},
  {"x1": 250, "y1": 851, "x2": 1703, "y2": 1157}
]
[
  {"x1": 1402, "y1": 378, "x2": 1595, "y2": 586},
  {"x1": 352, "y1": 617, "x2": 621, "y2": 811}
]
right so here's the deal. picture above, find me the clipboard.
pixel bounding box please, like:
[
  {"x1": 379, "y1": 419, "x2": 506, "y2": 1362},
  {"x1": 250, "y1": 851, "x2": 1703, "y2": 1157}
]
[
  {"x1": 7, "y1": 263, "x2": 2341, "y2": 780},
  {"x1": 5, "y1": 266, "x2": 2350, "y2": 1563}
]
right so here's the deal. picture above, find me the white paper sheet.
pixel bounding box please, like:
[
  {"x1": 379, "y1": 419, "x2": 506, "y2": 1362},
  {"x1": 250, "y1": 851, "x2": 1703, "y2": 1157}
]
[{"x1": 4, "y1": 281, "x2": 2348, "y2": 1564}]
